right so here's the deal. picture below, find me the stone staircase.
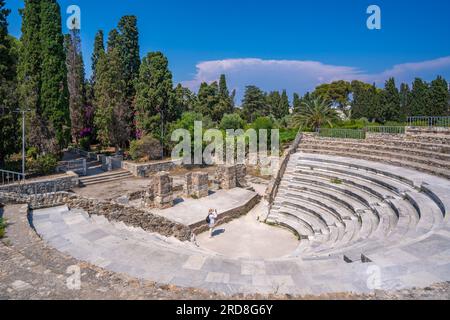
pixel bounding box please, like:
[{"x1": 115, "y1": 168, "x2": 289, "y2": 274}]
[
  {"x1": 79, "y1": 169, "x2": 133, "y2": 186},
  {"x1": 268, "y1": 152, "x2": 450, "y2": 263},
  {"x1": 299, "y1": 135, "x2": 450, "y2": 179}
]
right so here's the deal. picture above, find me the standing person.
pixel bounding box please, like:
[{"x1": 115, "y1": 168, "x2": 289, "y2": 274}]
[{"x1": 207, "y1": 209, "x2": 218, "y2": 238}]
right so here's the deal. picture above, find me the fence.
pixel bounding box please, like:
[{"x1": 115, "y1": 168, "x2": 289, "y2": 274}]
[
  {"x1": 317, "y1": 128, "x2": 366, "y2": 140},
  {"x1": 408, "y1": 116, "x2": 450, "y2": 128},
  {"x1": 365, "y1": 126, "x2": 406, "y2": 135},
  {"x1": 56, "y1": 159, "x2": 87, "y2": 176},
  {"x1": 0, "y1": 169, "x2": 25, "y2": 186}
]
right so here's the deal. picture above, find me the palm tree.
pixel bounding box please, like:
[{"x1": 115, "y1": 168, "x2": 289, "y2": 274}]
[{"x1": 292, "y1": 97, "x2": 339, "y2": 131}]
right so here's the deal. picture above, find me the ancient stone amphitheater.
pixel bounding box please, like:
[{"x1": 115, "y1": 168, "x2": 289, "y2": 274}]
[{"x1": 2, "y1": 126, "x2": 450, "y2": 297}]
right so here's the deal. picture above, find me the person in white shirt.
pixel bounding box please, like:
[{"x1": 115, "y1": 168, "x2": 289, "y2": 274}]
[{"x1": 207, "y1": 209, "x2": 218, "y2": 238}]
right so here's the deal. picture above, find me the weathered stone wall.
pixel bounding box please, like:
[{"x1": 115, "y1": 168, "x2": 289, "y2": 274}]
[
  {"x1": 184, "y1": 172, "x2": 209, "y2": 199},
  {"x1": 215, "y1": 165, "x2": 237, "y2": 190},
  {"x1": 265, "y1": 130, "x2": 303, "y2": 205},
  {"x1": 122, "y1": 159, "x2": 182, "y2": 177},
  {"x1": 0, "y1": 172, "x2": 79, "y2": 195},
  {"x1": 64, "y1": 195, "x2": 192, "y2": 241},
  {"x1": 152, "y1": 172, "x2": 174, "y2": 209},
  {"x1": 236, "y1": 164, "x2": 248, "y2": 188},
  {"x1": 190, "y1": 193, "x2": 261, "y2": 234}
]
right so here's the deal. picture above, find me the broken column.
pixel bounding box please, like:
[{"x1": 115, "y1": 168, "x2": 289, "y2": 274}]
[
  {"x1": 236, "y1": 164, "x2": 248, "y2": 188},
  {"x1": 184, "y1": 172, "x2": 209, "y2": 199},
  {"x1": 215, "y1": 165, "x2": 237, "y2": 190},
  {"x1": 153, "y1": 172, "x2": 173, "y2": 209}
]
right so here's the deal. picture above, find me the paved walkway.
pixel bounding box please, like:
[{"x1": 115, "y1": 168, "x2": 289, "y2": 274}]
[{"x1": 196, "y1": 199, "x2": 299, "y2": 259}]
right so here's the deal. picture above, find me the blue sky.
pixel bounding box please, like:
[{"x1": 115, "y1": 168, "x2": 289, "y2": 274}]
[{"x1": 6, "y1": 0, "x2": 450, "y2": 102}]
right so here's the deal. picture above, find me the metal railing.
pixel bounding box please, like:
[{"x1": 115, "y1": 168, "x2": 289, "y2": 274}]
[
  {"x1": 57, "y1": 159, "x2": 87, "y2": 176},
  {"x1": 317, "y1": 128, "x2": 366, "y2": 140},
  {"x1": 365, "y1": 126, "x2": 406, "y2": 135},
  {"x1": 408, "y1": 116, "x2": 450, "y2": 128},
  {"x1": 0, "y1": 169, "x2": 25, "y2": 186}
]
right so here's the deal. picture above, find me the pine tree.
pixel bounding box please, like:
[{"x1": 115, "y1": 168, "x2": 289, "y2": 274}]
[
  {"x1": 134, "y1": 52, "x2": 174, "y2": 152},
  {"x1": 366, "y1": 84, "x2": 382, "y2": 122},
  {"x1": 241, "y1": 85, "x2": 268, "y2": 122},
  {"x1": 0, "y1": 0, "x2": 19, "y2": 166},
  {"x1": 91, "y1": 30, "x2": 104, "y2": 84},
  {"x1": 409, "y1": 78, "x2": 430, "y2": 116},
  {"x1": 94, "y1": 48, "x2": 130, "y2": 149},
  {"x1": 39, "y1": 0, "x2": 69, "y2": 148},
  {"x1": 65, "y1": 29, "x2": 86, "y2": 144},
  {"x1": 429, "y1": 76, "x2": 449, "y2": 116}
]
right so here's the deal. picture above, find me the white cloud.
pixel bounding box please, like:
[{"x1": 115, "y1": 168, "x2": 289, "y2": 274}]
[{"x1": 181, "y1": 56, "x2": 450, "y2": 103}]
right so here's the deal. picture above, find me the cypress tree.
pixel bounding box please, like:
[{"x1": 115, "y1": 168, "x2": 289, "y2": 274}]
[
  {"x1": 409, "y1": 78, "x2": 430, "y2": 116},
  {"x1": 39, "y1": 0, "x2": 69, "y2": 148},
  {"x1": 65, "y1": 29, "x2": 86, "y2": 144},
  {"x1": 134, "y1": 52, "x2": 174, "y2": 152},
  {"x1": 94, "y1": 47, "x2": 130, "y2": 149},
  {"x1": 107, "y1": 29, "x2": 120, "y2": 52},
  {"x1": 429, "y1": 76, "x2": 449, "y2": 116},
  {"x1": 399, "y1": 83, "x2": 410, "y2": 120},
  {"x1": 117, "y1": 16, "x2": 140, "y2": 97},
  {"x1": 280, "y1": 90, "x2": 290, "y2": 118},
  {"x1": 293, "y1": 93, "x2": 301, "y2": 113},
  {"x1": 0, "y1": 0, "x2": 19, "y2": 166},
  {"x1": 91, "y1": 30, "x2": 104, "y2": 84},
  {"x1": 196, "y1": 82, "x2": 219, "y2": 119},
  {"x1": 267, "y1": 91, "x2": 281, "y2": 118},
  {"x1": 380, "y1": 78, "x2": 400, "y2": 122},
  {"x1": 241, "y1": 85, "x2": 268, "y2": 122}
]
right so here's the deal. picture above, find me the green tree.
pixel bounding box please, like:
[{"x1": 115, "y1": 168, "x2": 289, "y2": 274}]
[
  {"x1": 293, "y1": 93, "x2": 301, "y2": 113},
  {"x1": 117, "y1": 16, "x2": 140, "y2": 95},
  {"x1": 195, "y1": 82, "x2": 220, "y2": 120},
  {"x1": 91, "y1": 30, "x2": 104, "y2": 84},
  {"x1": 107, "y1": 29, "x2": 120, "y2": 51},
  {"x1": 429, "y1": 76, "x2": 449, "y2": 116},
  {"x1": 39, "y1": 0, "x2": 69, "y2": 148},
  {"x1": 174, "y1": 84, "x2": 195, "y2": 114},
  {"x1": 0, "y1": 1, "x2": 18, "y2": 166},
  {"x1": 241, "y1": 85, "x2": 268, "y2": 122},
  {"x1": 314, "y1": 80, "x2": 352, "y2": 110},
  {"x1": 65, "y1": 29, "x2": 86, "y2": 144},
  {"x1": 135, "y1": 52, "x2": 174, "y2": 155},
  {"x1": 380, "y1": 78, "x2": 400, "y2": 122},
  {"x1": 350, "y1": 80, "x2": 373, "y2": 119},
  {"x1": 94, "y1": 48, "x2": 130, "y2": 149},
  {"x1": 409, "y1": 78, "x2": 430, "y2": 116},
  {"x1": 292, "y1": 97, "x2": 339, "y2": 131},
  {"x1": 220, "y1": 113, "x2": 245, "y2": 130},
  {"x1": 399, "y1": 83, "x2": 411, "y2": 119},
  {"x1": 266, "y1": 91, "x2": 281, "y2": 118},
  {"x1": 279, "y1": 90, "x2": 290, "y2": 118}
]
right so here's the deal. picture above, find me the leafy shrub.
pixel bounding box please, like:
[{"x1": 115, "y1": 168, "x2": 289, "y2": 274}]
[
  {"x1": 27, "y1": 154, "x2": 58, "y2": 175},
  {"x1": 252, "y1": 116, "x2": 274, "y2": 131},
  {"x1": 79, "y1": 137, "x2": 91, "y2": 151},
  {"x1": 129, "y1": 135, "x2": 163, "y2": 161},
  {"x1": 220, "y1": 114, "x2": 245, "y2": 131}
]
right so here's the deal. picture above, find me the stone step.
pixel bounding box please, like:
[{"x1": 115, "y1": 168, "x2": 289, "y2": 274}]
[
  {"x1": 297, "y1": 149, "x2": 450, "y2": 180},
  {"x1": 298, "y1": 144, "x2": 450, "y2": 171},
  {"x1": 299, "y1": 139, "x2": 450, "y2": 160}
]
